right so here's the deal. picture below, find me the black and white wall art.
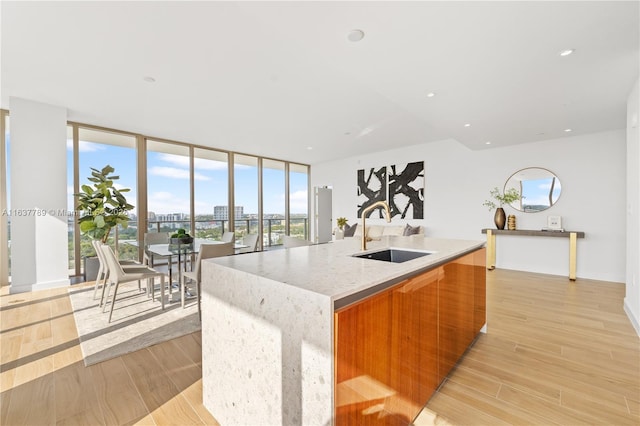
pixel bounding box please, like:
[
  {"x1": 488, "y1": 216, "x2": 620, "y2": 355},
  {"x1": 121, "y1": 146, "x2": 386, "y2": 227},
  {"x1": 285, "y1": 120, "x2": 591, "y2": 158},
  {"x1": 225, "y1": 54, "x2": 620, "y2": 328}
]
[
  {"x1": 357, "y1": 166, "x2": 387, "y2": 218},
  {"x1": 357, "y1": 161, "x2": 424, "y2": 219},
  {"x1": 388, "y1": 161, "x2": 424, "y2": 219}
]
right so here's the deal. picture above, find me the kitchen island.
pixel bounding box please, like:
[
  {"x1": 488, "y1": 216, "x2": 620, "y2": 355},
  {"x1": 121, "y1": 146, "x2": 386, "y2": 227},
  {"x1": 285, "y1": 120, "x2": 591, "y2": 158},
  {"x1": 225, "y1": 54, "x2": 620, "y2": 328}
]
[{"x1": 200, "y1": 236, "x2": 485, "y2": 425}]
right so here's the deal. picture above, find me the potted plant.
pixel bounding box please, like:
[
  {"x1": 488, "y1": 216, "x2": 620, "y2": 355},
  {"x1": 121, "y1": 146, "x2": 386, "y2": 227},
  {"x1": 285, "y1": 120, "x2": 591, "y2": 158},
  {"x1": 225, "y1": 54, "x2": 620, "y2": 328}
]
[
  {"x1": 170, "y1": 228, "x2": 193, "y2": 244},
  {"x1": 335, "y1": 217, "x2": 348, "y2": 240},
  {"x1": 483, "y1": 187, "x2": 521, "y2": 229},
  {"x1": 75, "y1": 165, "x2": 135, "y2": 280}
]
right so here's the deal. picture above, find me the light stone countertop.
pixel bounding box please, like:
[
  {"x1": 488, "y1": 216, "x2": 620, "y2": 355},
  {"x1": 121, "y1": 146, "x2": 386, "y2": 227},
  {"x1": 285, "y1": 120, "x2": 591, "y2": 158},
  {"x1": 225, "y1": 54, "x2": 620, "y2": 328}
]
[{"x1": 206, "y1": 236, "x2": 485, "y2": 305}]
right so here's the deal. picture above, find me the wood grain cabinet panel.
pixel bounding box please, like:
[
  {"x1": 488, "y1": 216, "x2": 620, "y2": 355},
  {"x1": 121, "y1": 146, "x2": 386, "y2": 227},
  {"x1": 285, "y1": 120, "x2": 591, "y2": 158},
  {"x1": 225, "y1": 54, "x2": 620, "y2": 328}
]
[
  {"x1": 335, "y1": 288, "x2": 396, "y2": 425},
  {"x1": 473, "y1": 248, "x2": 487, "y2": 334},
  {"x1": 438, "y1": 253, "x2": 476, "y2": 379},
  {"x1": 335, "y1": 270, "x2": 440, "y2": 425},
  {"x1": 388, "y1": 268, "x2": 440, "y2": 423},
  {"x1": 334, "y1": 248, "x2": 486, "y2": 426}
]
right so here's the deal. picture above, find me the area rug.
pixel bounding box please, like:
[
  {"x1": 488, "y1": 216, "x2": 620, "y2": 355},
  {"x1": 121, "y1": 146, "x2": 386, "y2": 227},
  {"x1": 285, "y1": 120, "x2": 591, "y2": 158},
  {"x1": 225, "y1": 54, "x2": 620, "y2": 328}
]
[{"x1": 68, "y1": 282, "x2": 200, "y2": 366}]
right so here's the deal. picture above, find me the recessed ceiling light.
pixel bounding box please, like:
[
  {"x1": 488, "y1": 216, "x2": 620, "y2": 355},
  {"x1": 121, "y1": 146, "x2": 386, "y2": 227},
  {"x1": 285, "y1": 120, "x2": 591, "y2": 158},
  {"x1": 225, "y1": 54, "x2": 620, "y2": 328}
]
[
  {"x1": 464, "y1": 123, "x2": 471, "y2": 127},
  {"x1": 307, "y1": 146, "x2": 313, "y2": 150},
  {"x1": 485, "y1": 141, "x2": 491, "y2": 145},
  {"x1": 559, "y1": 49, "x2": 575, "y2": 57},
  {"x1": 564, "y1": 128, "x2": 573, "y2": 132},
  {"x1": 347, "y1": 29, "x2": 365, "y2": 42},
  {"x1": 143, "y1": 76, "x2": 156, "y2": 83},
  {"x1": 426, "y1": 92, "x2": 436, "y2": 98}
]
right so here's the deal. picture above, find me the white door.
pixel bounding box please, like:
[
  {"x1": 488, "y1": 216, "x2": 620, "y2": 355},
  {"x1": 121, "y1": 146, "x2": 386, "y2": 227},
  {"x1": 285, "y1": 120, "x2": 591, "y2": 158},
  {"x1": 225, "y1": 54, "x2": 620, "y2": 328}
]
[{"x1": 314, "y1": 187, "x2": 332, "y2": 244}]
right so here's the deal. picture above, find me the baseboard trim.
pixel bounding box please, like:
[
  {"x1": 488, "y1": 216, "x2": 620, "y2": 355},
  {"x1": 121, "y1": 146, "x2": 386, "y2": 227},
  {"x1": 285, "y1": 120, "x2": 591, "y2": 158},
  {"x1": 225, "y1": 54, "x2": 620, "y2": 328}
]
[
  {"x1": 10, "y1": 278, "x2": 71, "y2": 294},
  {"x1": 623, "y1": 297, "x2": 640, "y2": 337}
]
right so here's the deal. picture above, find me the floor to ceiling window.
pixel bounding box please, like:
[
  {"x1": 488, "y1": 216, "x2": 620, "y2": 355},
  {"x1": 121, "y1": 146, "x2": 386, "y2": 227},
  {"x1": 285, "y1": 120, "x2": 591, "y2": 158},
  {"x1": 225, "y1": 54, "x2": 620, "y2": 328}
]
[
  {"x1": 4, "y1": 109, "x2": 309, "y2": 282},
  {"x1": 194, "y1": 148, "x2": 229, "y2": 241},
  {"x1": 76, "y1": 127, "x2": 138, "y2": 271},
  {"x1": 289, "y1": 163, "x2": 309, "y2": 239},
  {"x1": 233, "y1": 154, "x2": 259, "y2": 243},
  {"x1": 262, "y1": 159, "x2": 285, "y2": 247},
  {"x1": 146, "y1": 140, "x2": 191, "y2": 236}
]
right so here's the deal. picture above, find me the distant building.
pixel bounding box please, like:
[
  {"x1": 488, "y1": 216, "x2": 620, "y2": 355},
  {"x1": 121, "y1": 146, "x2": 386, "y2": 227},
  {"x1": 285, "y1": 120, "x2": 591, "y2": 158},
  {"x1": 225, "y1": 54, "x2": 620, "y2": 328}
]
[
  {"x1": 154, "y1": 212, "x2": 188, "y2": 229},
  {"x1": 214, "y1": 205, "x2": 244, "y2": 220},
  {"x1": 156, "y1": 212, "x2": 186, "y2": 222}
]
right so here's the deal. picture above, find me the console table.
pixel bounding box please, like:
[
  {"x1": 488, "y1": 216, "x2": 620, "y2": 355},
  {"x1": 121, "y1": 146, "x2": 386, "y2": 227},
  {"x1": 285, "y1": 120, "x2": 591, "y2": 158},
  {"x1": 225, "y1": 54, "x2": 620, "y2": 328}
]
[{"x1": 481, "y1": 229, "x2": 586, "y2": 280}]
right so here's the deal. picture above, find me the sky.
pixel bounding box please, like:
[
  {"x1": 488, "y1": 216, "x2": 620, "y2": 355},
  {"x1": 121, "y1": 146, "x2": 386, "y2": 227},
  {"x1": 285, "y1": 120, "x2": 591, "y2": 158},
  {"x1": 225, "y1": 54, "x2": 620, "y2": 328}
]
[
  {"x1": 520, "y1": 179, "x2": 561, "y2": 208},
  {"x1": 63, "y1": 139, "x2": 308, "y2": 216}
]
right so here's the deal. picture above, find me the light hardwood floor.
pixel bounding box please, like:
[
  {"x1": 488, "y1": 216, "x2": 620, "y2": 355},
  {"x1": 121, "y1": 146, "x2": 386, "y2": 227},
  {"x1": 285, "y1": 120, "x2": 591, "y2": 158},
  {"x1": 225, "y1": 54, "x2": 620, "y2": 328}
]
[
  {"x1": 418, "y1": 269, "x2": 640, "y2": 426},
  {"x1": 1, "y1": 269, "x2": 639, "y2": 425}
]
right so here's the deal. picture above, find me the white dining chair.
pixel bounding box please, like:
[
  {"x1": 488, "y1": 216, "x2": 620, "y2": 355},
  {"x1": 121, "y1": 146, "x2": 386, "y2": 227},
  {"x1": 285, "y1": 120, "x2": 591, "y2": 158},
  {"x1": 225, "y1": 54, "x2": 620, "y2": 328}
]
[
  {"x1": 91, "y1": 239, "x2": 142, "y2": 305},
  {"x1": 236, "y1": 233, "x2": 259, "y2": 254},
  {"x1": 283, "y1": 235, "x2": 312, "y2": 249},
  {"x1": 221, "y1": 231, "x2": 235, "y2": 243},
  {"x1": 143, "y1": 232, "x2": 170, "y2": 267},
  {"x1": 100, "y1": 245, "x2": 168, "y2": 323},
  {"x1": 181, "y1": 242, "x2": 234, "y2": 320}
]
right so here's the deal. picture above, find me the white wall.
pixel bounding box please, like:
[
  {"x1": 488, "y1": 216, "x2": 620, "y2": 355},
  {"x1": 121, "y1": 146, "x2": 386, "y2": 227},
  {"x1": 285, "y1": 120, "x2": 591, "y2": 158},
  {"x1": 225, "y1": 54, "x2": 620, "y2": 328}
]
[
  {"x1": 625, "y1": 78, "x2": 640, "y2": 335},
  {"x1": 0, "y1": 113, "x2": 8, "y2": 287},
  {"x1": 312, "y1": 129, "x2": 627, "y2": 283},
  {"x1": 9, "y1": 97, "x2": 70, "y2": 293}
]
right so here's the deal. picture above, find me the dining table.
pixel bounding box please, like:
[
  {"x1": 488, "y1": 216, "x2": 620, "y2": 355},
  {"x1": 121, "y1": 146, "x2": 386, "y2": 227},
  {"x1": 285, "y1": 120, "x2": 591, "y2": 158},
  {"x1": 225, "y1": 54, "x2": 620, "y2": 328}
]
[{"x1": 127, "y1": 238, "x2": 249, "y2": 303}]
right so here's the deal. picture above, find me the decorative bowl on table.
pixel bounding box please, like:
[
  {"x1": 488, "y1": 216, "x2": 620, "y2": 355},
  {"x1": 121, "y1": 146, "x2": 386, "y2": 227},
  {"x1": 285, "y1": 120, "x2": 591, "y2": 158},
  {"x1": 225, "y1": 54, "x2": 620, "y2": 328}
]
[
  {"x1": 170, "y1": 236, "x2": 193, "y2": 244},
  {"x1": 169, "y1": 228, "x2": 193, "y2": 245}
]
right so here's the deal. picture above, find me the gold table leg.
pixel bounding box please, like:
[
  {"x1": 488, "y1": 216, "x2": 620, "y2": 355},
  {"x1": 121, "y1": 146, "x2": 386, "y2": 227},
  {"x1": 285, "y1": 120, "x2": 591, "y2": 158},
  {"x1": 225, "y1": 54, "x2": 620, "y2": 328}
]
[
  {"x1": 569, "y1": 232, "x2": 577, "y2": 281},
  {"x1": 487, "y1": 229, "x2": 496, "y2": 270}
]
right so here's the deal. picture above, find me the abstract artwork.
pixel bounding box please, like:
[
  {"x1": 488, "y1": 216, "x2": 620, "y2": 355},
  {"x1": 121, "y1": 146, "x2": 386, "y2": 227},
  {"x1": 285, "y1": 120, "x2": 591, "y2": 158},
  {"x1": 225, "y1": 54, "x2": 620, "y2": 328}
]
[
  {"x1": 357, "y1": 166, "x2": 387, "y2": 218},
  {"x1": 357, "y1": 161, "x2": 424, "y2": 219},
  {"x1": 388, "y1": 161, "x2": 424, "y2": 219}
]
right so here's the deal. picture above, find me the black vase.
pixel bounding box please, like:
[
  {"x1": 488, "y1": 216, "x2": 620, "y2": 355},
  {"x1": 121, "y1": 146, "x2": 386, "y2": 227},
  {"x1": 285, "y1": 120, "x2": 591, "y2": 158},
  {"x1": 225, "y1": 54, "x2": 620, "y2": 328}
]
[{"x1": 494, "y1": 207, "x2": 506, "y2": 230}]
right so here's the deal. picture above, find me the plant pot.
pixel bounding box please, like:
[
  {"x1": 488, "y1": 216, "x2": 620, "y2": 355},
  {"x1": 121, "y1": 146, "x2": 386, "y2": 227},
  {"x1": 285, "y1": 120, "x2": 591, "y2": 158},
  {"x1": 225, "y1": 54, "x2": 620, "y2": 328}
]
[
  {"x1": 83, "y1": 256, "x2": 100, "y2": 282},
  {"x1": 494, "y1": 207, "x2": 506, "y2": 230}
]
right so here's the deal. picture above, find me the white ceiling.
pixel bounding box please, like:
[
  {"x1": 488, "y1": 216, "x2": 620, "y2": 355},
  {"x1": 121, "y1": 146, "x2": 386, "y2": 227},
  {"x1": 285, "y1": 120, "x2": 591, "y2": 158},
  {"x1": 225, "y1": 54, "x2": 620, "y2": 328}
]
[{"x1": 1, "y1": 1, "x2": 638, "y2": 165}]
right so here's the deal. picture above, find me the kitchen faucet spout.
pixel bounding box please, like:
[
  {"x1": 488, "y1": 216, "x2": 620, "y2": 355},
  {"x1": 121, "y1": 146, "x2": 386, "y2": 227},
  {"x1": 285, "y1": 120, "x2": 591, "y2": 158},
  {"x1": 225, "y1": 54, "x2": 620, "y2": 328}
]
[{"x1": 361, "y1": 201, "x2": 391, "y2": 251}]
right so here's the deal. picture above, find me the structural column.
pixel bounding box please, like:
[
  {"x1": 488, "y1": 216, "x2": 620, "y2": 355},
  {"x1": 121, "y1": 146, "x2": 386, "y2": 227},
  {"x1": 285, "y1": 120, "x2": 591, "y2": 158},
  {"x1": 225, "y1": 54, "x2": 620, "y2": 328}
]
[{"x1": 9, "y1": 97, "x2": 70, "y2": 293}]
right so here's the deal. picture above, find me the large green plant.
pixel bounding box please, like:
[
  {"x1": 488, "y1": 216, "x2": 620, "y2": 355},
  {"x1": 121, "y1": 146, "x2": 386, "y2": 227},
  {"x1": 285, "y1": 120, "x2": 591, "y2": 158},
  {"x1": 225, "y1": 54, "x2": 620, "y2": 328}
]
[{"x1": 75, "y1": 165, "x2": 134, "y2": 243}]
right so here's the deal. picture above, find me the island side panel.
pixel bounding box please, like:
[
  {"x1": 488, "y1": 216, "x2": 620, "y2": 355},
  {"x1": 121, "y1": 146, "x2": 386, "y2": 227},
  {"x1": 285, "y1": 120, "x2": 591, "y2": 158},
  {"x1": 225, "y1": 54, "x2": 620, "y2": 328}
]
[{"x1": 201, "y1": 261, "x2": 334, "y2": 426}]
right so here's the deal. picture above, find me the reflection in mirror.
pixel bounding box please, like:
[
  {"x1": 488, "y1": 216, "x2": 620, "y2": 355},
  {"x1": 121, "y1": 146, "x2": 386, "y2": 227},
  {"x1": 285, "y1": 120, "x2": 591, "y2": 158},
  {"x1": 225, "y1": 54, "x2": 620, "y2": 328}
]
[{"x1": 504, "y1": 167, "x2": 561, "y2": 212}]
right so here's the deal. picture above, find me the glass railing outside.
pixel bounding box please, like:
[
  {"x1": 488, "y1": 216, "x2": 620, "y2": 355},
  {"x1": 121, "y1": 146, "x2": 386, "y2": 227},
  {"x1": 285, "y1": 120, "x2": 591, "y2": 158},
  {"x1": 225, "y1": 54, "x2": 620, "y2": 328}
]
[
  {"x1": 133, "y1": 217, "x2": 308, "y2": 249},
  {"x1": 72, "y1": 216, "x2": 309, "y2": 277}
]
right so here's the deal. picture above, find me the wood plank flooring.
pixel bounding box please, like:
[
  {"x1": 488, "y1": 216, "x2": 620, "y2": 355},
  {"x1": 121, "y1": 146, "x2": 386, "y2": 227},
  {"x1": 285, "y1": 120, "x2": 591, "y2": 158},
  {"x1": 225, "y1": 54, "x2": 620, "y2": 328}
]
[
  {"x1": 417, "y1": 269, "x2": 640, "y2": 425},
  {"x1": 1, "y1": 269, "x2": 639, "y2": 425},
  {"x1": 0, "y1": 282, "x2": 219, "y2": 426}
]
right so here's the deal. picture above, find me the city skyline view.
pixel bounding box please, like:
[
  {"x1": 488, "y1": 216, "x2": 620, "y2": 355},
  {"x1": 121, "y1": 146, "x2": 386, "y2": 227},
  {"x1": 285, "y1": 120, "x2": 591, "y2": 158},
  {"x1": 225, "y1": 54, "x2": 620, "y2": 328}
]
[{"x1": 63, "y1": 139, "x2": 308, "y2": 217}]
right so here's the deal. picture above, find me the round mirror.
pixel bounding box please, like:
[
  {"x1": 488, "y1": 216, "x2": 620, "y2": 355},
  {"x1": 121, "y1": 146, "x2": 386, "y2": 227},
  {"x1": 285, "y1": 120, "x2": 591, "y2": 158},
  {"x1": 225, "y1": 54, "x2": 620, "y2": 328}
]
[{"x1": 504, "y1": 167, "x2": 561, "y2": 212}]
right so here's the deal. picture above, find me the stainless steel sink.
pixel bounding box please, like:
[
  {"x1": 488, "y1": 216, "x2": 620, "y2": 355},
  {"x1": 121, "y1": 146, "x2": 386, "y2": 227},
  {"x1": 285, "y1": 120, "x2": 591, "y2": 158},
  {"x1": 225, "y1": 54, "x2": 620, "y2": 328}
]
[{"x1": 352, "y1": 248, "x2": 434, "y2": 263}]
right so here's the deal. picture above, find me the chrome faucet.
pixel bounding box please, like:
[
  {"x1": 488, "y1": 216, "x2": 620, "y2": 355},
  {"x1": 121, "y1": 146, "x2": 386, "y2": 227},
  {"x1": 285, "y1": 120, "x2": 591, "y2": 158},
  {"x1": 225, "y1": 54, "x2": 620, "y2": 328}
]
[{"x1": 361, "y1": 200, "x2": 392, "y2": 251}]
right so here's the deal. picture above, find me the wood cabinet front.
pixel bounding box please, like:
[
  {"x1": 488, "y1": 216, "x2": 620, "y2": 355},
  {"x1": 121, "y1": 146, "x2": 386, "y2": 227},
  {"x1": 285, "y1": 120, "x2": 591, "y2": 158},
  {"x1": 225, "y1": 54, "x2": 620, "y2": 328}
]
[
  {"x1": 334, "y1": 248, "x2": 486, "y2": 425},
  {"x1": 438, "y1": 251, "x2": 478, "y2": 380},
  {"x1": 334, "y1": 269, "x2": 439, "y2": 425}
]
